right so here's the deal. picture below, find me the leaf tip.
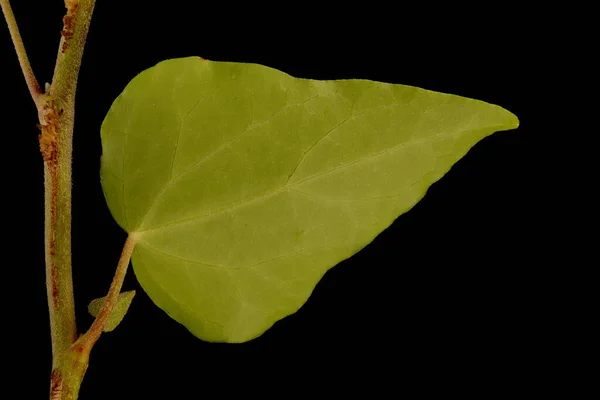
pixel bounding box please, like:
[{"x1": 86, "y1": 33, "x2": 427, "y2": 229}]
[
  {"x1": 487, "y1": 104, "x2": 519, "y2": 132},
  {"x1": 506, "y1": 109, "x2": 520, "y2": 130}
]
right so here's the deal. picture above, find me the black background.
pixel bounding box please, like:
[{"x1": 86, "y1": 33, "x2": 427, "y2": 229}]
[{"x1": 3, "y1": 2, "x2": 540, "y2": 398}]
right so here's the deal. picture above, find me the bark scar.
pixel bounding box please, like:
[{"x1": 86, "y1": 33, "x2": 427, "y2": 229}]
[
  {"x1": 38, "y1": 101, "x2": 60, "y2": 168},
  {"x1": 61, "y1": 0, "x2": 79, "y2": 52},
  {"x1": 51, "y1": 262, "x2": 59, "y2": 308},
  {"x1": 38, "y1": 100, "x2": 60, "y2": 308},
  {"x1": 50, "y1": 369, "x2": 63, "y2": 400}
]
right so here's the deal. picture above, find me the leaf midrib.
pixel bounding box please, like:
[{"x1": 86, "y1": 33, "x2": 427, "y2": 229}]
[{"x1": 133, "y1": 122, "x2": 496, "y2": 236}]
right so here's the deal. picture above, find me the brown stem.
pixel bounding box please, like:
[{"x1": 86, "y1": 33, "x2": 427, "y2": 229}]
[{"x1": 0, "y1": 0, "x2": 43, "y2": 107}]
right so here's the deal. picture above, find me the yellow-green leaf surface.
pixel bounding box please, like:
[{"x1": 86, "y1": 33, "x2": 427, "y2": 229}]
[
  {"x1": 100, "y1": 57, "x2": 518, "y2": 343},
  {"x1": 87, "y1": 290, "x2": 136, "y2": 332}
]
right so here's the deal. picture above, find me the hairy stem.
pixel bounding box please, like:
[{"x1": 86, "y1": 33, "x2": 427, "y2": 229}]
[
  {"x1": 41, "y1": 0, "x2": 96, "y2": 363},
  {"x1": 0, "y1": 0, "x2": 43, "y2": 107},
  {"x1": 51, "y1": 0, "x2": 95, "y2": 114}
]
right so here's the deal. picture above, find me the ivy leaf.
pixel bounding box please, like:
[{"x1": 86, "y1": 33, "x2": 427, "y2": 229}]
[
  {"x1": 88, "y1": 290, "x2": 136, "y2": 332},
  {"x1": 100, "y1": 57, "x2": 518, "y2": 343}
]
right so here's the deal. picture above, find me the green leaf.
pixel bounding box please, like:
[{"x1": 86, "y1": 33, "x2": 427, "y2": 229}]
[
  {"x1": 100, "y1": 57, "x2": 518, "y2": 343},
  {"x1": 87, "y1": 290, "x2": 136, "y2": 332}
]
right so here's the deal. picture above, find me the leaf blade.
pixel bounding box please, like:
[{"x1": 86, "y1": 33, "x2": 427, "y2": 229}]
[{"x1": 101, "y1": 57, "x2": 518, "y2": 342}]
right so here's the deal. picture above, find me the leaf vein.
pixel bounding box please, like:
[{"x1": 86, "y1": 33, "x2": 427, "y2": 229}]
[
  {"x1": 285, "y1": 103, "x2": 404, "y2": 184},
  {"x1": 168, "y1": 91, "x2": 213, "y2": 180},
  {"x1": 135, "y1": 249, "x2": 225, "y2": 329},
  {"x1": 137, "y1": 94, "x2": 321, "y2": 229},
  {"x1": 140, "y1": 241, "x2": 304, "y2": 271},
  {"x1": 137, "y1": 123, "x2": 470, "y2": 233}
]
